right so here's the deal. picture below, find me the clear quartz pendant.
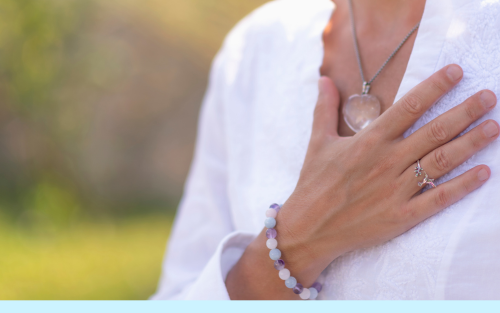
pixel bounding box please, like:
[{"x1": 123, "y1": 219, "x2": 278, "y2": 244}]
[{"x1": 343, "y1": 82, "x2": 381, "y2": 133}]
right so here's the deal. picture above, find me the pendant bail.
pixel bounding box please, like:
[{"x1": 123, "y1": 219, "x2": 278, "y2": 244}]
[{"x1": 362, "y1": 81, "x2": 371, "y2": 95}]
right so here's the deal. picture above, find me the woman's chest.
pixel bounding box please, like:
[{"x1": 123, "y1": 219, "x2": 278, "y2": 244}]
[
  {"x1": 224, "y1": 0, "x2": 500, "y2": 298},
  {"x1": 321, "y1": 12, "x2": 419, "y2": 136}
]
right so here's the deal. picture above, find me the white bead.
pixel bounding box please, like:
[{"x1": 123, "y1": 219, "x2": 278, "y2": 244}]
[
  {"x1": 279, "y1": 268, "x2": 290, "y2": 280},
  {"x1": 266, "y1": 239, "x2": 278, "y2": 249},
  {"x1": 309, "y1": 287, "x2": 318, "y2": 300},
  {"x1": 265, "y1": 209, "x2": 277, "y2": 218},
  {"x1": 300, "y1": 288, "x2": 311, "y2": 300}
]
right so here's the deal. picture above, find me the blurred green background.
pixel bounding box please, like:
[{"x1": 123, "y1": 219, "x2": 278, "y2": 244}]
[{"x1": 0, "y1": 0, "x2": 268, "y2": 299}]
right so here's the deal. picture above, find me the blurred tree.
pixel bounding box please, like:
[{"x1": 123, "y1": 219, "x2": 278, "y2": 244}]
[
  {"x1": 0, "y1": 0, "x2": 269, "y2": 225},
  {"x1": 0, "y1": 0, "x2": 92, "y2": 225},
  {"x1": 0, "y1": 0, "x2": 270, "y2": 300}
]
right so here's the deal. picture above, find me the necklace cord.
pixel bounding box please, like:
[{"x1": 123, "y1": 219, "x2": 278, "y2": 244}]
[{"x1": 348, "y1": 0, "x2": 421, "y2": 87}]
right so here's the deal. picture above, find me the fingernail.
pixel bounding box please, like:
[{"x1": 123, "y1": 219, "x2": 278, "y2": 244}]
[
  {"x1": 483, "y1": 121, "x2": 499, "y2": 138},
  {"x1": 478, "y1": 169, "x2": 489, "y2": 181},
  {"x1": 446, "y1": 65, "x2": 463, "y2": 82},
  {"x1": 481, "y1": 91, "x2": 497, "y2": 109}
]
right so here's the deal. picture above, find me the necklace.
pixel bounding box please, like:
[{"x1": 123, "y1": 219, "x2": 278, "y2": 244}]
[{"x1": 343, "y1": 0, "x2": 420, "y2": 133}]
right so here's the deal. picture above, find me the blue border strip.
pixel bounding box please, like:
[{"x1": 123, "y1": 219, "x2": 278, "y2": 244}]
[{"x1": 1, "y1": 301, "x2": 500, "y2": 313}]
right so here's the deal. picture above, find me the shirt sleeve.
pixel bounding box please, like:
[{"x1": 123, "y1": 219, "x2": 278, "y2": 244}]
[{"x1": 149, "y1": 11, "x2": 260, "y2": 300}]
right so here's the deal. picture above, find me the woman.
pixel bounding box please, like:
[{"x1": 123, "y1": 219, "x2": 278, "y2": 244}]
[{"x1": 152, "y1": 0, "x2": 500, "y2": 300}]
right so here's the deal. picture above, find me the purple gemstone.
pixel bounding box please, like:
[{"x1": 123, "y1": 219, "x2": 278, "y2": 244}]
[
  {"x1": 311, "y1": 282, "x2": 322, "y2": 293},
  {"x1": 293, "y1": 283, "x2": 304, "y2": 294},
  {"x1": 266, "y1": 228, "x2": 277, "y2": 239},
  {"x1": 274, "y1": 259, "x2": 285, "y2": 270},
  {"x1": 270, "y1": 203, "x2": 281, "y2": 212}
]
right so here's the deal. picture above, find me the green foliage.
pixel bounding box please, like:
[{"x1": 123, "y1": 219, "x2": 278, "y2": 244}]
[
  {"x1": 0, "y1": 0, "x2": 92, "y2": 220},
  {"x1": 0, "y1": 0, "x2": 88, "y2": 112},
  {"x1": 0, "y1": 0, "x2": 270, "y2": 221}
]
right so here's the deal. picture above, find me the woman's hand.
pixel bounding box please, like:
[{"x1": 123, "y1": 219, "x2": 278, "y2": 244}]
[
  {"x1": 226, "y1": 64, "x2": 498, "y2": 299},
  {"x1": 277, "y1": 64, "x2": 498, "y2": 285}
]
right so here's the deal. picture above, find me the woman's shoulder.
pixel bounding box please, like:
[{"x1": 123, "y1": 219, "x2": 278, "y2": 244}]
[{"x1": 221, "y1": 0, "x2": 333, "y2": 53}]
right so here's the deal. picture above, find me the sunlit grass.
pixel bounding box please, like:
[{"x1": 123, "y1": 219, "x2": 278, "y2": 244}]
[{"x1": 0, "y1": 214, "x2": 173, "y2": 300}]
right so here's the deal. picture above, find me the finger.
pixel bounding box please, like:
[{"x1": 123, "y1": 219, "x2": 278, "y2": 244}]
[
  {"x1": 372, "y1": 64, "x2": 463, "y2": 139},
  {"x1": 407, "y1": 166, "x2": 490, "y2": 222},
  {"x1": 400, "y1": 120, "x2": 499, "y2": 193},
  {"x1": 400, "y1": 90, "x2": 497, "y2": 164},
  {"x1": 311, "y1": 76, "x2": 340, "y2": 140}
]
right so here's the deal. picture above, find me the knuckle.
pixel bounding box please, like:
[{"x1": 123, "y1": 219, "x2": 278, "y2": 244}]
[
  {"x1": 435, "y1": 189, "x2": 451, "y2": 208},
  {"x1": 377, "y1": 155, "x2": 398, "y2": 174},
  {"x1": 398, "y1": 205, "x2": 417, "y2": 221},
  {"x1": 464, "y1": 102, "x2": 478, "y2": 121},
  {"x1": 431, "y1": 79, "x2": 448, "y2": 94},
  {"x1": 461, "y1": 179, "x2": 473, "y2": 194},
  {"x1": 433, "y1": 148, "x2": 451, "y2": 172},
  {"x1": 428, "y1": 120, "x2": 448, "y2": 143},
  {"x1": 367, "y1": 123, "x2": 385, "y2": 138},
  {"x1": 469, "y1": 131, "x2": 483, "y2": 149},
  {"x1": 366, "y1": 128, "x2": 383, "y2": 142},
  {"x1": 358, "y1": 132, "x2": 380, "y2": 151},
  {"x1": 401, "y1": 93, "x2": 424, "y2": 116}
]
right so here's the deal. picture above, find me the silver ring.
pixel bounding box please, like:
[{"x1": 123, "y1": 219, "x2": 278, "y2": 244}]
[
  {"x1": 414, "y1": 160, "x2": 436, "y2": 188},
  {"x1": 414, "y1": 159, "x2": 424, "y2": 177}
]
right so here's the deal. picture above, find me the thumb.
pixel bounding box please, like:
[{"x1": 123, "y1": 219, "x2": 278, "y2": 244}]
[{"x1": 312, "y1": 76, "x2": 340, "y2": 139}]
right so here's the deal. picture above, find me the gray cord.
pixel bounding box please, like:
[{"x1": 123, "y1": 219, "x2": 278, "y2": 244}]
[{"x1": 348, "y1": 0, "x2": 420, "y2": 86}]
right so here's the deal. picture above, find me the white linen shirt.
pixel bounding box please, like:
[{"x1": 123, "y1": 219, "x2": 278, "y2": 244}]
[{"x1": 151, "y1": 0, "x2": 500, "y2": 300}]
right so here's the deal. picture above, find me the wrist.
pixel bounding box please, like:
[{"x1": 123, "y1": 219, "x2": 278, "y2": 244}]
[
  {"x1": 236, "y1": 230, "x2": 300, "y2": 300},
  {"x1": 274, "y1": 198, "x2": 337, "y2": 286},
  {"x1": 232, "y1": 201, "x2": 332, "y2": 300}
]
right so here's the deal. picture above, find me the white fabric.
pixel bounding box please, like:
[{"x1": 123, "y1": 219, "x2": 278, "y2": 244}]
[{"x1": 151, "y1": 0, "x2": 500, "y2": 300}]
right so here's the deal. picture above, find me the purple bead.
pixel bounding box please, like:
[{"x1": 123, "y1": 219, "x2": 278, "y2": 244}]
[
  {"x1": 270, "y1": 203, "x2": 281, "y2": 212},
  {"x1": 311, "y1": 282, "x2": 322, "y2": 293},
  {"x1": 293, "y1": 283, "x2": 304, "y2": 294},
  {"x1": 274, "y1": 259, "x2": 285, "y2": 270},
  {"x1": 266, "y1": 228, "x2": 277, "y2": 239}
]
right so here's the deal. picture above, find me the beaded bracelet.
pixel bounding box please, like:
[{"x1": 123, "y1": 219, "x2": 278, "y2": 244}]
[{"x1": 264, "y1": 203, "x2": 322, "y2": 300}]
